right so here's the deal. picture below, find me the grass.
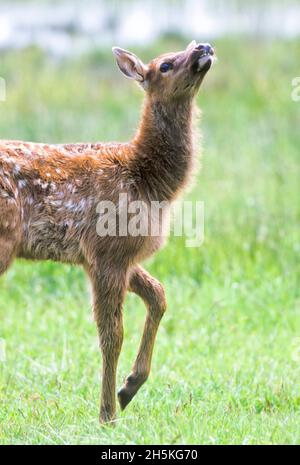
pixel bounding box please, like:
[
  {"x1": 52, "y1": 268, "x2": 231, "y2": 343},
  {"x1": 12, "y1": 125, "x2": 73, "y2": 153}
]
[{"x1": 0, "y1": 36, "x2": 300, "y2": 444}]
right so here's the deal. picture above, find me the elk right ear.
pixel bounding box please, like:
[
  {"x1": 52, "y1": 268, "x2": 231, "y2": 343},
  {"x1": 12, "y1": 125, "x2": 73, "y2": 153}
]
[{"x1": 112, "y1": 47, "x2": 147, "y2": 83}]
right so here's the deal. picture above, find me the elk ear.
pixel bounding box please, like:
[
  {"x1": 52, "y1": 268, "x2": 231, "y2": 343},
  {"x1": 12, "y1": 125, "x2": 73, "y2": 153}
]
[
  {"x1": 185, "y1": 40, "x2": 196, "y2": 52},
  {"x1": 112, "y1": 47, "x2": 147, "y2": 82}
]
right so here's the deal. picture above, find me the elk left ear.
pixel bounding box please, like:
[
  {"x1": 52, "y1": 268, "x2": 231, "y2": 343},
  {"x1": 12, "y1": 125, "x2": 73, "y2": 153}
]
[
  {"x1": 112, "y1": 47, "x2": 147, "y2": 83},
  {"x1": 185, "y1": 40, "x2": 196, "y2": 52}
]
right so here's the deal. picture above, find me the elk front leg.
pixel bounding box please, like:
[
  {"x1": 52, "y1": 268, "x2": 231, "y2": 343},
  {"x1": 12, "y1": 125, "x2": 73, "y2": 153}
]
[
  {"x1": 89, "y1": 266, "x2": 127, "y2": 423},
  {"x1": 118, "y1": 266, "x2": 166, "y2": 410}
]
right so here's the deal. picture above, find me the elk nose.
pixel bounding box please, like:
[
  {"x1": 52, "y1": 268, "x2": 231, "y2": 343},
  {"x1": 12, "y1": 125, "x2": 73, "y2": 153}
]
[{"x1": 196, "y1": 43, "x2": 214, "y2": 55}]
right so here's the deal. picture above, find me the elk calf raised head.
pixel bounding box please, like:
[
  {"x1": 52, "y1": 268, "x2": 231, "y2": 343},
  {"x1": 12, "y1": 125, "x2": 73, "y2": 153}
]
[{"x1": 0, "y1": 41, "x2": 214, "y2": 423}]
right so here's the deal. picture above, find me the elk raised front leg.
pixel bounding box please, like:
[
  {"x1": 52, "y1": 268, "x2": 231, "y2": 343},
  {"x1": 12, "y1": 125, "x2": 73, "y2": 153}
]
[{"x1": 118, "y1": 266, "x2": 166, "y2": 410}]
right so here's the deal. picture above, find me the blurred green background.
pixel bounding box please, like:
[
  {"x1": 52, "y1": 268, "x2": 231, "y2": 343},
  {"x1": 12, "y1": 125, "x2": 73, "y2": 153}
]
[{"x1": 0, "y1": 0, "x2": 299, "y2": 445}]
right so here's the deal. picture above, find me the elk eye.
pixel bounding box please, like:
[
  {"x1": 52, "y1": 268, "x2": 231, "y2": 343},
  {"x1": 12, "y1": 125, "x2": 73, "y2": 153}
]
[{"x1": 160, "y1": 62, "x2": 173, "y2": 73}]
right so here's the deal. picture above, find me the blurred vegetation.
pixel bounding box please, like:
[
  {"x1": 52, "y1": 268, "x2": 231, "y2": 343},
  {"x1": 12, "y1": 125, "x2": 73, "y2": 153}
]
[{"x1": 0, "y1": 36, "x2": 300, "y2": 444}]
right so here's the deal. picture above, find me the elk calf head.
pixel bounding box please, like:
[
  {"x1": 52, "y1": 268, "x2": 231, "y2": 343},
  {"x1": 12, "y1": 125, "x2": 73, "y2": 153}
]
[{"x1": 113, "y1": 40, "x2": 215, "y2": 100}]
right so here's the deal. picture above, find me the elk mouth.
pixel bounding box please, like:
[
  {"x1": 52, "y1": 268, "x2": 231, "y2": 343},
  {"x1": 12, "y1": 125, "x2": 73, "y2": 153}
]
[{"x1": 197, "y1": 52, "x2": 214, "y2": 72}]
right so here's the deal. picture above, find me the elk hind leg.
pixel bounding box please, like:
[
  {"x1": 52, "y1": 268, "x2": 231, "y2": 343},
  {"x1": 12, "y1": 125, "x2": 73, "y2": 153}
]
[
  {"x1": 0, "y1": 200, "x2": 20, "y2": 276},
  {"x1": 0, "y1": 234, "x2": 18, "y2": 276}
]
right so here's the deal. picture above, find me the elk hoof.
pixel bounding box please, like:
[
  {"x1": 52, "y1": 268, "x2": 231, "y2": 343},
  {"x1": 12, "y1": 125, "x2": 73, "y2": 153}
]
[
  {"x1": 118, "y1": 386, "x2": 135, "y2": 410},
  {"x1": 118, "y1": 373, "x2": 147, "y2": 410},
  {"x1": 99, "y1": 408, "x2": 116, "y2": 425}
]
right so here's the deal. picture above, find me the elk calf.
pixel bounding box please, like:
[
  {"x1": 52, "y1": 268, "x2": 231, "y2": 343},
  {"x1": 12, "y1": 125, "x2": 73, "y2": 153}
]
[{"x1": 0, "y1": 41, "x2": 214, "y2": 423}]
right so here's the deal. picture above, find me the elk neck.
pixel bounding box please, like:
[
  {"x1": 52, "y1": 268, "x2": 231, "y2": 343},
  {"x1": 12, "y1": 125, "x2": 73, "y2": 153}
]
[{"x1": 131, "y1": 94, "x2": 197, "y2": 202}]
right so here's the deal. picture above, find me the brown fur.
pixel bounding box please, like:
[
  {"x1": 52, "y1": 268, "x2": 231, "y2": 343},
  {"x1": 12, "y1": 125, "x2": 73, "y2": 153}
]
[{"x1": 0, "y1": 41, "x2": 214, "y2": 423}]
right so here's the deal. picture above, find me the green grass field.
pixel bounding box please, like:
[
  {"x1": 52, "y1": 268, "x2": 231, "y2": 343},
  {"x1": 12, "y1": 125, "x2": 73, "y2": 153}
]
[{"x1": 0, "y1": 37, "x2": 300, "y2": 444}]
